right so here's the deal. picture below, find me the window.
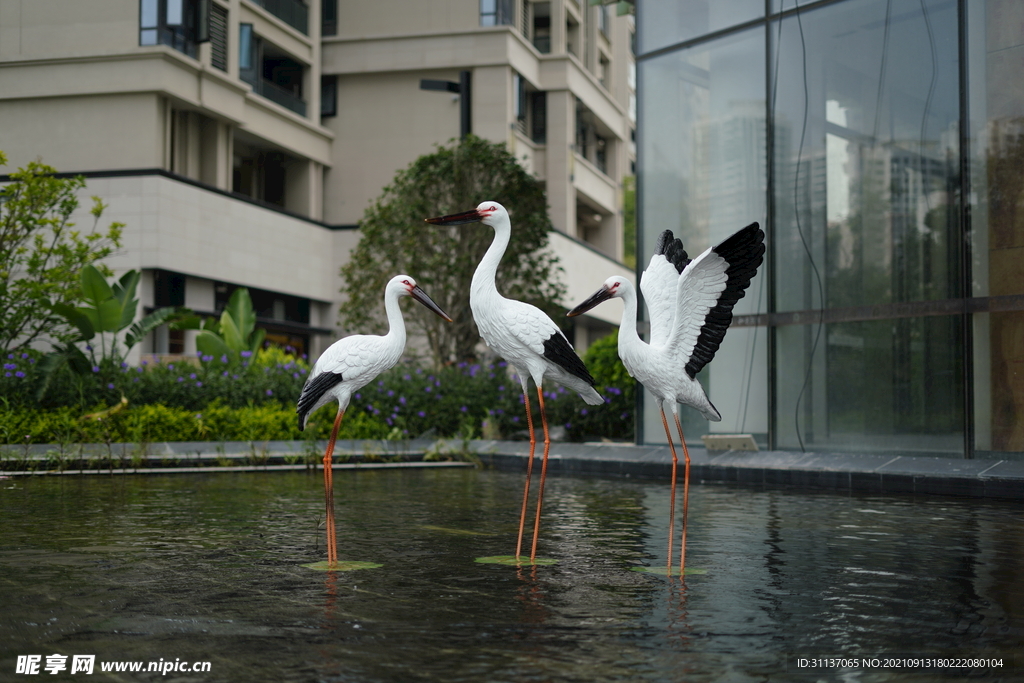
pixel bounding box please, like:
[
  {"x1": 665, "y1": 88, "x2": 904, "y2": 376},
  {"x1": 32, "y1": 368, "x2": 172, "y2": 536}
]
[
  {"x1": 208, "y1": 1, "x2": 228, "y2": 71},
  {"x1": 532, "y1": 2, "x2": 551, "y2": 53},
  {"x1": 139, "y1": 0, "x2": 209, "y2": 58},
  {"x1": 321, "y1": 76, "x2": 337, "y2": 118},
  {"x1": 239, "y1": 25, "x2": 307, "y2": 117},
  {"x1": 480, "y1": 0, "x2": 512, "y2": 26},
  {"x1": 322, "y1": 0, "x2": 337, "y2": 35}
]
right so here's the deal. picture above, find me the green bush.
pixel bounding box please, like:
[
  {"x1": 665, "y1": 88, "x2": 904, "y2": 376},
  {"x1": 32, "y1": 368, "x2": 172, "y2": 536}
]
[
  {"x1": 0, "y1": 334, "x2": 635, "y2": 444},
  {"x1": 0, "y1": 400, "x2": 390, "y2": 445}
]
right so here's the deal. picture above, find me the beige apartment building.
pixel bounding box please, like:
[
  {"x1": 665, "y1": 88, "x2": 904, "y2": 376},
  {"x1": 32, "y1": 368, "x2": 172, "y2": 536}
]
[{"x1": 0, "y1": 0, "x2": 634, "y2": 362}]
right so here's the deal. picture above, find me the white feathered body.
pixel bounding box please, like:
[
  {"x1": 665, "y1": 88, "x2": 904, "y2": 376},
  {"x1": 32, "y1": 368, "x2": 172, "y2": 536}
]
[{"x1": 470, "y1": 207, "x2": 602, "y2": 405}]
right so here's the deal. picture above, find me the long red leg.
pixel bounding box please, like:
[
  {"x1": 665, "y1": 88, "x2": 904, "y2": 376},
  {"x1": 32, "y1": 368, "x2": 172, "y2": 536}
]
[
  {"x1": 673, "y1": 413, "x2": 690, "y2": 574},
  {"x1": 660, "y1": 407, "x2": 679, "y2": 576},
  {"x1": 323, "y1": 408, "x2": 344, "y2": 566},
  {"x1": 529, "y1": 387, "x2": 550, "y2": 562},
  {"x1": 515, "y1": 388, "x2": 537, "y2": 560}
]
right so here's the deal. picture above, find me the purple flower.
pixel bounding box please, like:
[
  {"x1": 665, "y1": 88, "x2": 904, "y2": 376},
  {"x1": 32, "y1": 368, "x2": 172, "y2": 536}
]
[
  {"x1": 196, "y1": 381, "x2": 203, "y2": 387},
  {"x1": 498, "y1": 385, "x2": 505, "y2": 391},
  {"x1": 417, "y1": 411, "x2": 425, "y2": 418},
  {"x1": 177, "y1": 377, "x2": 184, "y2": 382},
  {"x1": 403, "y1": 374, "x2": 411, "y2": 381},
  {"x1": 85, "y1": 345, "x2": 92, "y2": 352},
  {"x1": 512, "y1": 416, "x2": 519, "y2": 423},
  {"x1": 241, "y1": 350, "x2": 252, "y2": 358},
  {"x1": 189, "y1": 373, "x2": 197, "y2": 379},
  {"x1": 141, "y1": 360, "x2": 149, "y2": 366},
  {"x1": 202, "y1": 355, "x2": 213, "y2": 362},
  {"x1": 195, "y1": 414, "x2": 202, "y2": 419},
  {"x1": 399, "y1": 396, "x2": 406, "y2": 405},
  {"x1": 293, "y1": 372, "x2": 300, "y2": 379},
  {"x1": 355, "y1": 393, "x2": 361, "y2": 399},
  {"x1": 265, "y1": 389, "x2": 273, "y2": 396},
  {"x1": 92, "y1": 366, "x2": 100, "y2": 373},
  {"x1": 121, "y1": 362, "x2": 128, "y2": 368},
  {"x1": 196, "y1": 350, "x2": 203, "y2": 357},
  {"x1": 107, "y1": 383, "x2": 114, "y2": 389},
  {"x1": 222, "y1": 370, "x2": 229, "y2": 377},
  {"x1": 424, "y1": 386, "x2": 432, "y2": 393},
  {"x1": 21, "y1": 353, "x2": 28, "y2": 359},
  {"x1": 3, "y1": 363, "x2": 14, "y2": 370},
  {"x1": 15, "y1": 371, "x2": 25, "y2": 378},
  {"x1": 28, "y1": 358, "x2": 35, "y2": 364},
  {"x1": 6, "y1": 353, "x2": 11, "y2": 359},
  {"x1": 168, "y1": 364, "x2": 174, "y2": 370},
  {"x1": 580, "y1": 408, "x2": 588, "y2": 415},
  {"x1": 460, "y1": 406, "x2": 467, "y2": 412},
  {"x1": 221, "y1": 354, "x2": 228, "y2": 363},
  {"x1": 387, "y1": 389, "x2": 394, "y2": 397},
  {"x1": 136, "y1": 367, "x2": 143, "y2": 373},
  {"x1": 3, "y1": 372, "x2": 10, "y2": 378},
  {"x1": 565, "y1": 423, "x2": 572, "y2": 429}
]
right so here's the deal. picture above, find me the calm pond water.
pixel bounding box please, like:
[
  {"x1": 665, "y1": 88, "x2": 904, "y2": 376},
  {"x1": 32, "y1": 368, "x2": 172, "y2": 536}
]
[{"x1": 1, "y1": 468, "x2": 1021, "y2": 682}]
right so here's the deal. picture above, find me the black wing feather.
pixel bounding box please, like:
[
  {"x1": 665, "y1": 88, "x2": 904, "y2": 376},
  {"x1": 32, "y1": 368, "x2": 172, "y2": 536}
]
[
  {"x1": 684, "y1": 222, "x2": 765, "y2": 379},
  {"x1": 654, "y1": 229, "x2": 691, "y2": 274},
  {"x1": 542, "y1": 333, "x2": 596, "y2": 387},
  {"x1": 296, "y1": 371, "x2": 344, "y2": 430}
]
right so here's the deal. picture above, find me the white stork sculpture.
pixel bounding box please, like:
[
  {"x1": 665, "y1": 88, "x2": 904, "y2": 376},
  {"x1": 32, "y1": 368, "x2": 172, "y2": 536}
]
[
  {"x1": 297, "y1": 275, "x2": 452, "y2": 567},
  {"x1": 568, "y1": 223, "x2": 765, "y2": 574},
  {"x1": 426, "y1": 201, "x2": 602, "y2": 563}
]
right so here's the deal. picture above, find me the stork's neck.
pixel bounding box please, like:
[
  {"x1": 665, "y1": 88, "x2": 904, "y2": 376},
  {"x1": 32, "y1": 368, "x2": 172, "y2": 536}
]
[
  {"x1": 617, "y1": 285, "x2": 643, "y2": 355},
  {"x1": 471, "y1": 217, "x2": 511, "y2": 302},
  {"x1": 382, "y1": 286, "x2": 408, "y2": 348}
]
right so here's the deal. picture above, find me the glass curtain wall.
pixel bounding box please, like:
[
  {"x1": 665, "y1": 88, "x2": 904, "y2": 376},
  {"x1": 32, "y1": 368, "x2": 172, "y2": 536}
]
[
  {"x1": 638, "y1": 0, "x2": 1024, "y2": 459},
  {"x1": 772, "y1": 0, "x2": 963, "y2": 455},
  {"x1": 967, "y1": 0, "x2": 1024, "y2": 459},
  {"x1": 638, "y1": 27, "x2": 769, "y2": 447}
]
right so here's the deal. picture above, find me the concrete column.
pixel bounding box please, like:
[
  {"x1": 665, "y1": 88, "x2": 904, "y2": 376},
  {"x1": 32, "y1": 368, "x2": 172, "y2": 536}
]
[{"x1": 545, "y1": 89, "x2": 576, "y2": 237}]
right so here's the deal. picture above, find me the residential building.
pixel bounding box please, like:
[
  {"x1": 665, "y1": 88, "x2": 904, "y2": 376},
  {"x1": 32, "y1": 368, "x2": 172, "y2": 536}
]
[
  {"x1": 635, "y1": 0, "x2": 1024, "y2": 461},
  {"x1": 0, "y1": 0, "x2": 634, "y2": 362}
]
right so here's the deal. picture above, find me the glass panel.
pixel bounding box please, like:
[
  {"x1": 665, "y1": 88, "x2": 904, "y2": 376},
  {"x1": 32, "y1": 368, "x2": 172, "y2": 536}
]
[
  {"x1": 968, "y1": 0, "x2": 1024, "y2": 460},
  {"x1": 775, "y1": 317, "x2": 964, "y2": 455},
  {"x1": 239, "y1": 23, "x2": 253, "y2": 71},
  {"x1": 140, "y1": 28, "x2": 158, "y2": 45},
  {"x1": 638, "y1": 27, "x2": 768, "y2": 446},
  {"x1": 637, "y1": 0, "x2": 763, "y2": 55},
  {"x1": 140, "y1": 0, "x2": 158, "y2": 28},
  {"x1": 772, "y1": 0, "x2": 960, "y2": 314},
  {"x1": 166, "y1": 0, "x2": 184, "y2": 26}
]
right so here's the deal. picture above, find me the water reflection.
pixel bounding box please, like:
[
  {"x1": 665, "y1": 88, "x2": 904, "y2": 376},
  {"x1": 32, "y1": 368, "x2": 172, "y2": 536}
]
[{"x1": 0, "y1": 470, "x2": 1021, "y2": 681}]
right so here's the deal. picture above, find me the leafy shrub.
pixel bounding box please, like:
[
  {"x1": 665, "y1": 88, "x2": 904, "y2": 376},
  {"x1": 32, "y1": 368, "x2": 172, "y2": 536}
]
[{"x1": 0, "y1": 333, "x2": 635, "y2": 444}]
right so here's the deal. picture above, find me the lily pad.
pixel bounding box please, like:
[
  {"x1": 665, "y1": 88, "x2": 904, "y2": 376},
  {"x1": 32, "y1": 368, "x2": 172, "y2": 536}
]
[
  {"x1": 630, "y1": 566, "x2": 707, "y2": 576},
  {"x1": 475, "y1": 555, "x2": 558, "y2": 566},
  {"x1": 302, "y1": 560, "x2": 383, "y2": 572}
]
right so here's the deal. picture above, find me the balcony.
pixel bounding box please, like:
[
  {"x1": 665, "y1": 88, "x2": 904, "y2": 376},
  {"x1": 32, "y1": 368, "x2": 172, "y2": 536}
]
[
  {"x1": 247, "y1": 77, "x2": 307, "y2": 117},
  {"x1": 249, "y1": 0, "x2": 309, "y2": 35}
]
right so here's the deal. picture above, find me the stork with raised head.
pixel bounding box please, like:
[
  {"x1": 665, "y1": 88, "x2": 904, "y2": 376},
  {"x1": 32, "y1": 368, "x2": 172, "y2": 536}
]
[
  {"x1": 425, "y1": 201, "x2": 602, "y2": 563},
  {"x1": 568, "y1": 223, "x2": 765, "y2": 575},
  {"x1": 297, "y1": 275, "x2": 452, "y2": 568}
]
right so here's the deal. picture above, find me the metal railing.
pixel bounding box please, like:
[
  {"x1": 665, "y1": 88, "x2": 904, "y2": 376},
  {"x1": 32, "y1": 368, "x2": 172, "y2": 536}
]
[{"x1": 244, "y1": 75, "x2": 307, "y2": 117}]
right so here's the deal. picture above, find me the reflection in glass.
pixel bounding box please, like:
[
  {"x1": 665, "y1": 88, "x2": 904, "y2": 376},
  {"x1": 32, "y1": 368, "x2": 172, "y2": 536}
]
[
  {"x1": 772, "y1": 0, "x2": 960, "y2": 313},
  {"x1": 776, "y1": 317, "x2": 963, "y2": 454},
  {"x1": 769, "y1": 0, "x2": 964, "y2": 454},
  {"x1": 639, "y1": 28, "x2": 767, "y2": 445},
  {"x1": 968, "y1": 1, "x2": 1024, "y2": 458},
  {"x1": 637, "y1": 0, "x2": 763, "y2": 55}
]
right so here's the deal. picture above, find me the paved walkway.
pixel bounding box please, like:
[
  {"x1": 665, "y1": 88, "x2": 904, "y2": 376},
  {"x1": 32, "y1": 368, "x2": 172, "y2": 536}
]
[{"x1": 3, "y1": 438, "x2": 1022, "y2": 499}]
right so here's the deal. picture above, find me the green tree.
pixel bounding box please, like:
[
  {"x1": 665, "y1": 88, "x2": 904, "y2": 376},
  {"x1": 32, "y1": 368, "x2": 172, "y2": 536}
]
[
  {"x1": 340, "y1": 135, "x2": 566, "y2": 365},
  {"x1": 0, "y1": 152, "x2": 123, "y2": 353}
]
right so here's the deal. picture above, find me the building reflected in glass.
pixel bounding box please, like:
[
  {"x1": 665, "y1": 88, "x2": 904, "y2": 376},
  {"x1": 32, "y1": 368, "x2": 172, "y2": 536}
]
[{"x1": 636, "y1": 0, "x2": 1024, "y2": 460}]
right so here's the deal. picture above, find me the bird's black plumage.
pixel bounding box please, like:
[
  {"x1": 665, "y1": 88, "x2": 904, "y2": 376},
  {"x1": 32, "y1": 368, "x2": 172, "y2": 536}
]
[
  {"x1": 684, "y1": 222, "x2": 765, "y2": 380},
  {"x1": 296, "y1": 371, "x2": 345, "y2": 430},
  {"x1": 542, "y1": 332, "x2": 596, "y2": 386},
  {"x1": 654, "y1": 229, "x2": 691, "y2": 275}
]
